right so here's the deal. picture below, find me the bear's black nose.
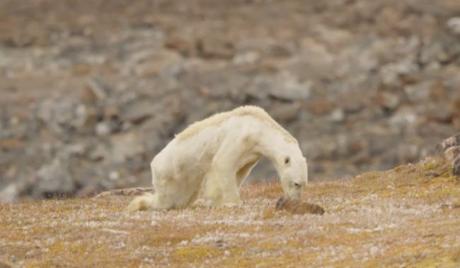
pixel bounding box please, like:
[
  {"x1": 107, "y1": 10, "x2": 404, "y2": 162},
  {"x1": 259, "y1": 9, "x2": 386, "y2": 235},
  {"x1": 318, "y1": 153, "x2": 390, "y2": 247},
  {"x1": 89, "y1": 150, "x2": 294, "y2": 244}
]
[{"x1": 293, "y1": 182, "x2": 302, "y2": 188}]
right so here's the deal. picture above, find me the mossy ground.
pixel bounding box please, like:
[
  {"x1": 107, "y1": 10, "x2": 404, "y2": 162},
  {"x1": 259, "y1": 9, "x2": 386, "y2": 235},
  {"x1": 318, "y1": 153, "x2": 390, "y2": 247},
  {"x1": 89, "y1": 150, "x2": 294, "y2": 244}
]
[{"x1": 1, "y1": 156, "x2": 460, "y2": 267}]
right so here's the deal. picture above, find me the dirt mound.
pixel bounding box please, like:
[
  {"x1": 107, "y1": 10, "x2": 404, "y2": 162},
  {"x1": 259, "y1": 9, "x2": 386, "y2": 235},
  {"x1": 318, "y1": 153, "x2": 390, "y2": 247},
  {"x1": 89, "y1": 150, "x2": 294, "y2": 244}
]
[{"x1": 275, "y1": 196, "x2": 325, "y2": 215}]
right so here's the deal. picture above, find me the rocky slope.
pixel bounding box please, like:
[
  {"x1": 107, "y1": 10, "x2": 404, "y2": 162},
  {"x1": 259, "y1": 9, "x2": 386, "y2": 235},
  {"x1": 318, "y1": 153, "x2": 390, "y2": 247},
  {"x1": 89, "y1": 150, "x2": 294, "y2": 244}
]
[
  {"x1": 1, "y1": 0, "x2": 460, "y2": 199},
  {"x1": 1, "y1": 154, "x2": 460, "y2": 267}
]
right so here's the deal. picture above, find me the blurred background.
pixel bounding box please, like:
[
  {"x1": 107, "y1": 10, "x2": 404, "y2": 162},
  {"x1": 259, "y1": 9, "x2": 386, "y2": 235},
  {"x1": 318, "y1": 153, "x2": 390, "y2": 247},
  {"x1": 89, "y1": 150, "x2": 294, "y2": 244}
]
[{"x1": 1, "y1": 0, "x2": 460, "y2": 201}]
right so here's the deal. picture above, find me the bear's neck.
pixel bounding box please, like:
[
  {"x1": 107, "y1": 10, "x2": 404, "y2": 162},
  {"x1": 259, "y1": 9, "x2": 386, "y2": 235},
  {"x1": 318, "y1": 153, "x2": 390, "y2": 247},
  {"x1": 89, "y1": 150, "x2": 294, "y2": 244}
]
[{"x1": 256, "y1": 129, "x2": 295, "y2": 173}]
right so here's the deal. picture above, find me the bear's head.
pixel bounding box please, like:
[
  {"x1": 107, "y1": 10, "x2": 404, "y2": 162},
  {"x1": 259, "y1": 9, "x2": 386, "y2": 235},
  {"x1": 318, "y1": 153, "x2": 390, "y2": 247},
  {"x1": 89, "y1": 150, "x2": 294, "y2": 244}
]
[{"x1": 278, "y1": 150, "x2": 308, "y2": 200}]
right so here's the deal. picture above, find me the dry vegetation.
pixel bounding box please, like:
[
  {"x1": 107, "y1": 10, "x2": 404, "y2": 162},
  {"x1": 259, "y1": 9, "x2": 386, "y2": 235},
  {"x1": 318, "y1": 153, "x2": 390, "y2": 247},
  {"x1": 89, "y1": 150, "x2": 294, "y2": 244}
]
[{"x1": 1, "y1": 156, "x2": 460, "y2": 267}]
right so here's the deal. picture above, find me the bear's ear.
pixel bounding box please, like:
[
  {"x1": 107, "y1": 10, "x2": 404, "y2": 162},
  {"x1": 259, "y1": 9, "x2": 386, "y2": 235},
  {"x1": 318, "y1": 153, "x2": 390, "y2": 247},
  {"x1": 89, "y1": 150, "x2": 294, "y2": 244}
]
[{"x1": 284, "y1": 156, "x2": 290, "y2": 165}]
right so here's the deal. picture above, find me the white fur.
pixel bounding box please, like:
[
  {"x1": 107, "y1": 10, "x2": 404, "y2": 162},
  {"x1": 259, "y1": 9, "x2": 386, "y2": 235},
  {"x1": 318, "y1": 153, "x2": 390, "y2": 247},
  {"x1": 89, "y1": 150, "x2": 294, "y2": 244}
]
[{"x1": 127, "y1": 106, "x2": 308, "y2": 211}]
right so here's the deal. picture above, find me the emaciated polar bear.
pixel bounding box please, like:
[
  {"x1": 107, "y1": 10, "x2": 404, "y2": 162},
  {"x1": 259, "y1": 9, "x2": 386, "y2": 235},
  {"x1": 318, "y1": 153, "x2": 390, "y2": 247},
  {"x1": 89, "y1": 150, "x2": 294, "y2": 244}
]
[{"x1": 127, "y1": 105, "x2": 308, "y2": 211}]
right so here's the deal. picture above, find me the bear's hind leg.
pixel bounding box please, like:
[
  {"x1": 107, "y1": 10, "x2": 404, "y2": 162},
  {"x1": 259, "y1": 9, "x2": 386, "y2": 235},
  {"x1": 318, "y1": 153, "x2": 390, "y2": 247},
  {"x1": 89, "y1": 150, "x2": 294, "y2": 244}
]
[
  {"x1": 127, "y1": 171, "x2": 196, "y2": 211},
  {"x1": 151, "y1": 172, "x2": 203, "y2": 209},
  {"x1": 127, "y1": 187, "x2": 198, "y2": 211}
]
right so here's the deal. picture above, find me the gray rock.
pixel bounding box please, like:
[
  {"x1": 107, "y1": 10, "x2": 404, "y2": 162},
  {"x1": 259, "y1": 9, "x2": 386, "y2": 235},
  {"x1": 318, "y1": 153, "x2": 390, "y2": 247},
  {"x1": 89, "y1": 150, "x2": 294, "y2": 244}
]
[
  {"x1": 36, "y1": 97, "x2": 79, "y2": 134},
  {"x1": 271, "y1": 103, "x2": 301, "y2": 122},
  {"x1": 420, "y1": 42, "x2": 445, "y2": 65},
  {"x1": 121, "y1": 99, "x2": 154, "y2": 125},
  {"x1": 110, "y1": 132, "x2": 145, "y2": 163},
  {"x1": 128, "y1": 49, "x2": 183, "y2": 77},
  {"x1": 88, "y1": 143, "x2": 110, "y2": 161},
  {"x1": 440, "y1": 134, "x2": 460, "y2": 151},
  {"x1": 404, "y1": 81, "x2": 432, "y2": 103},
  {"x1": 380, "y1": 58, "x2": 418, "y2": 87},
  {"x1": 329, "y1": 109, "x2": 345, "y2": 123},
  {"x1": 63, "y1": 143, "x2": 87, "y2": 157},
  {"x1": 454, "y1": 157, "x2": 460, "y2": 176},
  {"x1": 447, "y1": 17, "x2": 460, "y2": 35},
  {"x1": 197, "y1": 38, "x2": 235, "y2": 59},
  {"x1": 376, "y1": 91, "x2": 401, "y2": 110},
  {"x1": 0, "y1": 184, "x2": 19, "y2": 203},
  {"x1": 95, "y1": 121, "x2": 113, "y2": 136},
  {"x1": 86, "y1": 77, "x2": 111, "y2": 102},
  {"x1": 440, "y1": 135, "x2": 460, "y2": 176},
  {"x1": 269, "y1": 75, "x2": 312, "y2": 101},
  {"x1": 389, "y1": 108, "x2": 418, "y2": 130},
  {"x1": 249, "y1": 73, "x2": 311, "y2": 102},
  {"x1": 75, "y1": 104, "x2": 99, "y2": 129},
  {"x1": 34, "y1": 156, "x2": 75, "y2": 197},
  {"x1": 444, "y1": 146, "x2": 460, "y2": 162},
  {"x1": 232, "y1": 51, "x2": 260, "y2": 65}
]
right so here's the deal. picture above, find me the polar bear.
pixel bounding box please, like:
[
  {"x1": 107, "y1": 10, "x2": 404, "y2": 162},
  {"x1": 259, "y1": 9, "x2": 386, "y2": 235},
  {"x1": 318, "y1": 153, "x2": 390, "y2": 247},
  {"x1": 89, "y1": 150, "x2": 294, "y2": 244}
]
[{"x1": 127, "y1": 105, "x2": 308, "y2": 211}]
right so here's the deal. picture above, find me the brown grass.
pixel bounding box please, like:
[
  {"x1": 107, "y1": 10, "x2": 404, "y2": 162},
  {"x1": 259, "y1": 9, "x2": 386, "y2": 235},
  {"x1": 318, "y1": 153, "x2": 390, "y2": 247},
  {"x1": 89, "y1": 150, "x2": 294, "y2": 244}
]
[{"x1": 1, "y1": 156, "x2": 460, "y2": 267}]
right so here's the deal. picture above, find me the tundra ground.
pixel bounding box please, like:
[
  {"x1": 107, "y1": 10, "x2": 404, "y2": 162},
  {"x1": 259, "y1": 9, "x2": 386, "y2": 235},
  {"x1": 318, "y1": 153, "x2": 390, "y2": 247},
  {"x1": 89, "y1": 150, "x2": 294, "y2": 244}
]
[{"x1": 1, "y1": 156, "x2": 460, "y2": 267}]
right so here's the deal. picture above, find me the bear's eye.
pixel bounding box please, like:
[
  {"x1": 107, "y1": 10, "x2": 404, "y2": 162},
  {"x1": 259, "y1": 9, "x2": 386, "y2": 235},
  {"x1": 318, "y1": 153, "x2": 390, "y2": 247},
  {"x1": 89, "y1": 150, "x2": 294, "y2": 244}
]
[{"x1": 284, "y1": 157, "x2": 290, "y2": 165}]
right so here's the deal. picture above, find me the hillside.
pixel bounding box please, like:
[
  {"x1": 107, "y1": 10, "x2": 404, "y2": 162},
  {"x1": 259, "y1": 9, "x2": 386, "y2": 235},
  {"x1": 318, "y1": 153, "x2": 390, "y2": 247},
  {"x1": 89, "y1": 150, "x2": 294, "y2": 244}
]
[
  {"x1": 1, "y1": 155, "x2": 460, "y2": 267},
  {"x1": 2, "y1": 0, "x2": 460, "y2": 200}
]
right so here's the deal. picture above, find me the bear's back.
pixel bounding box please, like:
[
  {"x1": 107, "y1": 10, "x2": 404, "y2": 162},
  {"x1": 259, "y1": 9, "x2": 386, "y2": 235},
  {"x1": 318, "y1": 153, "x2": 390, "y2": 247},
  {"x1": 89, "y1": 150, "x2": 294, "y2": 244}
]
[{"x1": 175, "y1": 105, "x2": 295, "y2": 143}]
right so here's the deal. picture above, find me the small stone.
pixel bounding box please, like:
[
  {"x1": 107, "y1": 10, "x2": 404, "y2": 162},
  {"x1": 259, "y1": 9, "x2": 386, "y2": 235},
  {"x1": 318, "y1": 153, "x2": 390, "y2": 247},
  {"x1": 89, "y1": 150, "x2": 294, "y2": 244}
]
[
  {"x1": 271, "y1": 103, "x2": 301, "y2": 122},
  {"x1": 95, "y1": 122, "x2": 112, "y2": 136},
  {"x1": 424, "y1": 104, "x2": 453, "y2": 124},
  {"x1": 440, "y1": 134, "x2": 460, "y2": 151},
  {"x1": 453, "y1": 157, "x2": 460, "y2": 176},
  {"x1": 80, "y1": 85, "x2": 98, "y2": 104},
  {"x1": 404, "y1": 81, "x2": 432, "y2": 103},
  {"x1": 122, "y1": 99, "x2": 153, "y2": 125},
  {"x1": 165, "y1": 36, "x2": 195, "y2": 57},
  {"x1": 269, "y1": 74, "x2": 312, "y2": 102},
  {"x1": 196, "y1": 38, "x2": 234, "y2": 59},
  {"x1": 36, "y1": 97, "x2": 79, "y2": 134},
  {"x1": 76, "y1": 184, "x2": 101, "y2": 198},
  {"x1": 64, "y1": 143, "x2": 87, "y2": 157},
  {"x1": 0, "y1": 184, "x2": 19, "y2": 203},
  {"x1": 329, "y1": 108, "x2": 345, "y2": 123},
  {"x1": 232, "y1": 51, "x2": 260, "y2": 65},
  {"x1": 88, "y1": 144, "x2": 109, "y2": 161},
  {"x1": 447, "y1": 17, "x2": 460, "y2": 35},
  {"x1": 375, "y1": 91, "x2": 400, "y2": 110},
  {"x1": 451, "y1": 97, "x2": 460, "y2": 117},
  {"x1": 381, "y1": 59, "x2": 418, "y2": 87},
  {"x1": 75, "y1": 104, "x2": 98, "y2": 129},
  {"x1": 444, "y1": 146, "x2": 460, "y2": 162},
  {"x1": 110, "y1": 132, "x2": 145, "y2": 163},
  {"x1": 306, "y1": 98, "x2": 334, "y2": 116},
  {"x1": 104, "y1": 105, "x2": 121, "y2": 120},
  {"x1": 132, "y1": 50, "x2": 183, "y2": 77},
  {"x1": 389, "y1": 109, "x2": 418, "y2": 129},
  {"x1": 0, "y1": 138, "x2": 24, "y2": 151},
  {"x1": 215, "y1": 238, "x2": 225, "y2": 248},
  {"x1": 86, "y1": 77, "x2": 111, "y2": 101},
  {"x1": 109, "y1": 171, "x2": 120, "y2": 181}
]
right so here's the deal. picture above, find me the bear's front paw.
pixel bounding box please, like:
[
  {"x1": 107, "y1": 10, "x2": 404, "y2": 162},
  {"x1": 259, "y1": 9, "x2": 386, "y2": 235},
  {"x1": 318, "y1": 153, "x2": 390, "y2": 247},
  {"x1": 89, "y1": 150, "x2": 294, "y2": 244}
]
[{"x1": 201, "y1": 198, "x2": 219, "y2": 208}]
